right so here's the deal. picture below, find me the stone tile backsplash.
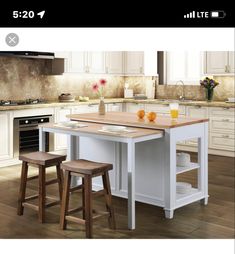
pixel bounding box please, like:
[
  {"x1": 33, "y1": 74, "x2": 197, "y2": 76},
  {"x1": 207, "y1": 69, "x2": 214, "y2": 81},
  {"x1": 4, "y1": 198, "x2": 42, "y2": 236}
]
[{"x1": 0, "y1": 57, "x2": 233, "y2": 101}]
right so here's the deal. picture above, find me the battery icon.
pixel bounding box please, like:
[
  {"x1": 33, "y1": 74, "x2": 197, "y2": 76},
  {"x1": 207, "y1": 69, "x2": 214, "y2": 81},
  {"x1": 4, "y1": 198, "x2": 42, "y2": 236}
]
[{"x1": 210, "y1": 11, "x2": 226, "y2": 18}]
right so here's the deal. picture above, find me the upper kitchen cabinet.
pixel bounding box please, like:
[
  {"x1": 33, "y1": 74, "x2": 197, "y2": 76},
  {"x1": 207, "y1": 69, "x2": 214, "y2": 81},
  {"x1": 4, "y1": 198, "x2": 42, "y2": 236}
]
[
  {"x1": 105, "y1": 52, "x2": 123, "y2": 74},
  {"x1": 65, "y1": 52, "x2": 106, "y2": 74},
  {"x1": 124, "y1": 51, "x2": 144, "y2": 75},
  {"x1": 204, "y1": 51, "x2": 234, "y2": 74}
]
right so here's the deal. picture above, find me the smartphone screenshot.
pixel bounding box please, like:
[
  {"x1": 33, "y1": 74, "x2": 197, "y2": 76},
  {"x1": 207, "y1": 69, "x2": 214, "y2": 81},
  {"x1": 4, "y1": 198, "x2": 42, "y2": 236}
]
[{"x1": 0, "y1": 4, "x2": 234, "y2": 254}]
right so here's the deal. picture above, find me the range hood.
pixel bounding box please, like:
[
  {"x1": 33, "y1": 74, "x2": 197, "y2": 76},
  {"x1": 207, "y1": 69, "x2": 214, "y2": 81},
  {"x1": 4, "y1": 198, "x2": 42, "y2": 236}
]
[{"x1": 0, "y1": 51, "x2": 55, "y2": 59}]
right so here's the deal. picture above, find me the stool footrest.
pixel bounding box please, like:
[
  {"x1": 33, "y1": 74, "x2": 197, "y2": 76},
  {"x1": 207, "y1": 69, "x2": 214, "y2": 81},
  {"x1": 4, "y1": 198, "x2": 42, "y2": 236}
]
[
  {"x1": 92, "y1": 210, "x2": 109, "y2": 220},
  {"x1": 70, "y1": 184, "x2": 83, "y2": 193},
  {"x1": 27, "y1": 175, "x2": 39, "y2": 181},
  {"x1": 25, "y1": 194, "x2": 39, "y2": 202},
  {"x1": 45, "y1": 178, "x2": 59, "y2": 186},
  {"x1": 92, "y1": 190, "x2": 105, "y2": 197},
  {"x1": 68, "y1": 206, "x2": 83, "y2": 215},
  {"x1": 65, "y1": 215, "x2": 85, "y2": 225},
  {"x1": 23, "y1": 202, "x2": 39, "y2": 211},
  {"x1": 45, "y1": 200, "x2": 60, "y2": 208}
]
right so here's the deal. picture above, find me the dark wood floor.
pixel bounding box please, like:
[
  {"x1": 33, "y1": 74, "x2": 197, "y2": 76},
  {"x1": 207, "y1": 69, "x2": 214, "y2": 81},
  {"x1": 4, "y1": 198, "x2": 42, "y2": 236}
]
[{"x1": 0, "y1": 153, "x2": 234, "y2": 239}]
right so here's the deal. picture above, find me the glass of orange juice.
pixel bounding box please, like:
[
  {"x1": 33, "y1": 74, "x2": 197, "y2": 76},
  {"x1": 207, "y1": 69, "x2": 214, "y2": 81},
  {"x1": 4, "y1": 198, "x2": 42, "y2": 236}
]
[{"x1": 169, "y1": 103, "x2": 179, "y2": 119}]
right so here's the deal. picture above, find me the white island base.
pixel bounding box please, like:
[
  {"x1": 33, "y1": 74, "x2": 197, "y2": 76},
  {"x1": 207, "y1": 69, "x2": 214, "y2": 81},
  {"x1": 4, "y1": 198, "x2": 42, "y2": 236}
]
[{"x1": 40, "y1": 116, "x2": 208, "y2": 230}]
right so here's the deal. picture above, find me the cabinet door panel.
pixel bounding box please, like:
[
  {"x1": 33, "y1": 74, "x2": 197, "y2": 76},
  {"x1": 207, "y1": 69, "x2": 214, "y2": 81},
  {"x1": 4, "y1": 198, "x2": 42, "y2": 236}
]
[
  {"x1": 88, "y1": 52, "x2": 106, "y2": 73},
  {"x1": 106, "y1": 52, "x2": 123, "y2": 74},
  {"x1": 124, "y1": 52, "x2": 144, "y2": 74},
  {"x1": 209, "y1": 133, "x2": 234, "y2": 151},
  {"x1": 126, "y1": 103, "x2": 145, "y2": 113},
  {"x1": 67, "y1": 52, "x2": 86, "y2": 73},
  {"x1": 205, "y1": 51, "x2": 228, "y2": 74},
  {"x1": 0, "y1": 113, "x2": 12, "y2": 160},
  {"x1": 54, "y1": 108, "x2": 72, "y2": 151}
]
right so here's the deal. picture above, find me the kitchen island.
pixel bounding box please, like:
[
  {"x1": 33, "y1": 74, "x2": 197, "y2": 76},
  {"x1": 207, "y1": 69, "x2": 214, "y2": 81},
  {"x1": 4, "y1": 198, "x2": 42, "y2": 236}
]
[{"x1": 39, "y1": 112, "x2": 209, "y2": 230}]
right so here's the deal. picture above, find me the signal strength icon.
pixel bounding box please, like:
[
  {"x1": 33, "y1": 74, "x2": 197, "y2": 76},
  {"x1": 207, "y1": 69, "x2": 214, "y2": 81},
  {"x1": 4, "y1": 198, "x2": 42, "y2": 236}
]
[{"x1": 184, "y1": 11, "x2": 195, "y2": 18}]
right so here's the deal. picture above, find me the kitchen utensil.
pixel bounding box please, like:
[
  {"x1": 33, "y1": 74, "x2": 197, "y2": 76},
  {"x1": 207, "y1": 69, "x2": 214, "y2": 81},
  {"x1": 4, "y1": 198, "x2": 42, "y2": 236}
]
[{"x1": 58, "y1": 93, "x2": 75, "y2": 102}]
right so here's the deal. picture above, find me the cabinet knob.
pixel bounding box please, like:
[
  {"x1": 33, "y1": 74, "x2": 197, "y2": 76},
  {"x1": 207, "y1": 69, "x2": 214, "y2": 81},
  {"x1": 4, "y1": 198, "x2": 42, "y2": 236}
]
[
  {"x1": 222, "y1": 119, "x2": 230, "y2": 122},
  {"x1": 222, "y1": 135, "x2": 229, "y2": 138},
  {"x1": 195, "y1": 105, "x2": 201, "y2": 108}
]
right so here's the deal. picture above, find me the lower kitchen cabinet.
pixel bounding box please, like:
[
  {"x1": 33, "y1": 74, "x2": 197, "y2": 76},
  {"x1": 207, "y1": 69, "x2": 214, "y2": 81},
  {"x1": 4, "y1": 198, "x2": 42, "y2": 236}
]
[
  {"x1": 126, "y1": 103, "x2": 145, "y2": 113},
  {"x1": 209, "y1": 133, "x2": 234, "y2": 151},
  {"x1": 185, "y1": 106, "x2": 208, "y2": 146},
  {"x1": 107, "y1": 103, "x2": 123, "y2": 112},
  {"x1": 209, "y1": 107, "x2": 235, "y2": 152},
  {"x1": 54, "y1": 107, "x2": 73, "y2": 151},
  {"x1": 0, "y1": 112, "x2": 13, "y2": 160}
]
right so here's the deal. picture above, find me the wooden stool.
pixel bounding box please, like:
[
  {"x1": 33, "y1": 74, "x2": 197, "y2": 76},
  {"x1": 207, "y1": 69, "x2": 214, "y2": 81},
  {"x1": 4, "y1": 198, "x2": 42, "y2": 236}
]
[
  {"x1": 17, "y1": 151, "x2": 66, "y2": 223},
  {"x1": 60, "y1": 159, "x2": 116, "y2": 238}
]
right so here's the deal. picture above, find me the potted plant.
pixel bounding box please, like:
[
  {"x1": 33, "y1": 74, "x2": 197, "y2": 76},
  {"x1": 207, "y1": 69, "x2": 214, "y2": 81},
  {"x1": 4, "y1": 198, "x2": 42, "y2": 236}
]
[
  {"x1": 200, "y1": 77, "x2": 219, "y2": 102},
  {"x1": 92, "y1": 79, "x2": 107, "y2": 115}
]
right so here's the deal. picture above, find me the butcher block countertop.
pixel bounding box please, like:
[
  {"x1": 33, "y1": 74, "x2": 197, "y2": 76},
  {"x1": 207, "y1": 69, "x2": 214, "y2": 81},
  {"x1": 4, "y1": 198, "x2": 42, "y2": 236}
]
[
  {"x1": 41, "y1": 122, "x2": 163, "y2": 139},
  {"x1": 67, "y1": 112, "x2": 209, "y2": 130}
]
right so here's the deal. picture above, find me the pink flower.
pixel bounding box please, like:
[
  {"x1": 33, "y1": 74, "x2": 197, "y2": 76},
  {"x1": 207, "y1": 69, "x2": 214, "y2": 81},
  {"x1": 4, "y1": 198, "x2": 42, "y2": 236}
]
[
  {"x1": 92, "y1": 83, "x2": 99, "y2": 92},
  {"x1": 99, "y1": 79, "x2": 107, "y2": 86}
]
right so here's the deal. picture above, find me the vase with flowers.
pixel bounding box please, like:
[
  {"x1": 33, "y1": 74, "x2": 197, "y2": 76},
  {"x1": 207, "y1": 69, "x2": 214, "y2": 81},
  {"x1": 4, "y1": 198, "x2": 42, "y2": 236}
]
[
  {"x1": 92, "y1": 79, "x2": 107, "y2": 115},
  {"x1": 200, "y1": 77, "x2": 219, "y2": 102}
]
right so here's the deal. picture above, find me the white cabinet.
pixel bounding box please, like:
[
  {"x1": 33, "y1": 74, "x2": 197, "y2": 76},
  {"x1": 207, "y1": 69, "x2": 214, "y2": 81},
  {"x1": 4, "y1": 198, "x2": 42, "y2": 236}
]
[
  {"x1": 67, "y1": 52, "x2": 86, "y2": 73},
  {"x1": 204, "y1": 51, "x2": 234, "y2": 74},
  {"x1": 88, "y1": 52, "x2": 106, "y2": 73},
  {"x1": 209, "y1": 107, "x2": 234, "y2": 151},
  {"x1": 107, "y1": 103, "x2": 123, "y2": 112},
  {"x1": 145, "y1": 104, "x2": 186, "y2": 116},
  {"x1": 126, "y1": 103, "x2": 145, "y2": 113},
  {"x1": 105, "y1": 52, "x2": 123, "y2": 74},
  {"x1": 0, "y1": 112, "x2": 13, "y2": 160},
  {"x1": 124, "y1": 52, "x2": 144, "y2": 75},
  {"x1": 185, "y1": 106, "x2": 208, "y2": 146},
  {"x1": 66, "y1": 52, "x2": 106, "y2": 74},
  {"x1": 54, "y1": 107, "x2": 73, "y2": 151},
  {"x1": 228, "y1": 51, "x2": 234, "y2": 73}
]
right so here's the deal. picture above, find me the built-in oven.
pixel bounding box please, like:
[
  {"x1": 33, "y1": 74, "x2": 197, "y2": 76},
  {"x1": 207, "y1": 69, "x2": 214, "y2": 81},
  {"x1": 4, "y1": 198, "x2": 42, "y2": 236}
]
[{"x1": 13, "y1": 115, "x2": 54, "y2": 157}]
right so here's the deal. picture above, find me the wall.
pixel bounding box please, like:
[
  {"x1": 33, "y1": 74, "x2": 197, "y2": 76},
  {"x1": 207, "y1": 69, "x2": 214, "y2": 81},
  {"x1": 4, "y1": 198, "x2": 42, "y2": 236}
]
[
  {"x1": 0, "y1": 57, "x2": 124, "y2": 100},
  {"x1": 0, "y1": 57, "x2": 234, "y2": 101},
  {"x1": 156, "y1": 76, "x2": 234, "y2": 101}
]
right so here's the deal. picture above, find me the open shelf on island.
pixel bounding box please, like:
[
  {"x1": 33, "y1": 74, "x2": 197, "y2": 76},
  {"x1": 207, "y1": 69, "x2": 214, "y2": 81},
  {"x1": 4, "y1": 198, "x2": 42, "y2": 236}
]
[
  {"x1": 176, "y1": 187, "x2": 199, "y2": 200},
  {"x1": 176, "y1": 162, "x2": 199, "y2": 174}
]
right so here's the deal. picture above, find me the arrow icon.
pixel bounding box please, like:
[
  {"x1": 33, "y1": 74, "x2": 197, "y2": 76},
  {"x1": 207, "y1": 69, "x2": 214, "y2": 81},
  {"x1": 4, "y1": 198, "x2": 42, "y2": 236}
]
[{"x1": 37, "y1": 10, "x2": 45, "y2": 19}]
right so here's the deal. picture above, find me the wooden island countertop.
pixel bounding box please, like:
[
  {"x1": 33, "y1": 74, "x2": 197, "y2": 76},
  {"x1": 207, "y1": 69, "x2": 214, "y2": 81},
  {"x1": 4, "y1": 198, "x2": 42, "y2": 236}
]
[{"x1": 67, "y1": 112, "x2": 209, "y2": 130}]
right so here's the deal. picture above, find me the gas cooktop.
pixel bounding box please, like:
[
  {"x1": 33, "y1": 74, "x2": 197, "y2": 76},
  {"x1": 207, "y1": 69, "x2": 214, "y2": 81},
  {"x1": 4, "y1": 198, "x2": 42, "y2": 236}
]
[{"x1": 0, "y1": 99, "x2": 47, "y2": 106}]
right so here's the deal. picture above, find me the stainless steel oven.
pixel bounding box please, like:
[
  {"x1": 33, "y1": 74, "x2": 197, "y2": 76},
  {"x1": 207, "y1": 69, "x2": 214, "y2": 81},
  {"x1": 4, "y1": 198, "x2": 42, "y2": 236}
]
[{"x1": 13, "y1": 115, "x2": 54, "y2": 157}]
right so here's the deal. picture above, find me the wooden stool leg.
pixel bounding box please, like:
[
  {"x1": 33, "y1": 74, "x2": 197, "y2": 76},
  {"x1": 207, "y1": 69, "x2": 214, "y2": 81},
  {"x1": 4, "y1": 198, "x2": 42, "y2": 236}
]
[
  {"x1": 84, "y1": 175, "x2": 92, "y2": 238},
  {"x1": 17, "y1": 161, "x2": 28, "y2": 216},
  {"x1": 82, "y1": 177, "x2": 85, "y2": 219},
  {"x1": 56, "y1": 164, "x2": 63, "y2": 200},
  {"x1": 102, "y1": 172, "x2": 116, "y2": 229},
  {"x1": 60, "y1": 171, "x2": 71, "y2": 230},
  {"x1": 38, "y1": 165, "x2": 46, "y2": 223}
]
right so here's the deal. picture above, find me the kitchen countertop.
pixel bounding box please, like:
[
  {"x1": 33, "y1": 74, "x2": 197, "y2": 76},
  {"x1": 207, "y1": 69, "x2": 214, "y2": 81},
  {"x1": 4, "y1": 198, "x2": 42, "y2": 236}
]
[
  {"x1": 68, "y1": 112, "x2": 209, "y2": 129},
  {"x1": 123, "y1": 99, "x2": 235, "y2": 108},
  {"x1": 0, "y1": 98, "x2": 234, "y2": 111}
]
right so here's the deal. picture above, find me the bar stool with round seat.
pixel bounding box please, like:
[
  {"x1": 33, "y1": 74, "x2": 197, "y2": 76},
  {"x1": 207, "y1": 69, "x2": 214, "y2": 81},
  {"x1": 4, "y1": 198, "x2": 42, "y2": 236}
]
[
  {"x1": 60, "y1": 159, "x2": 116, "y2": 238},
  {"x1": 17, "y1": 151, "x2": 66, "y2": 223}
]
